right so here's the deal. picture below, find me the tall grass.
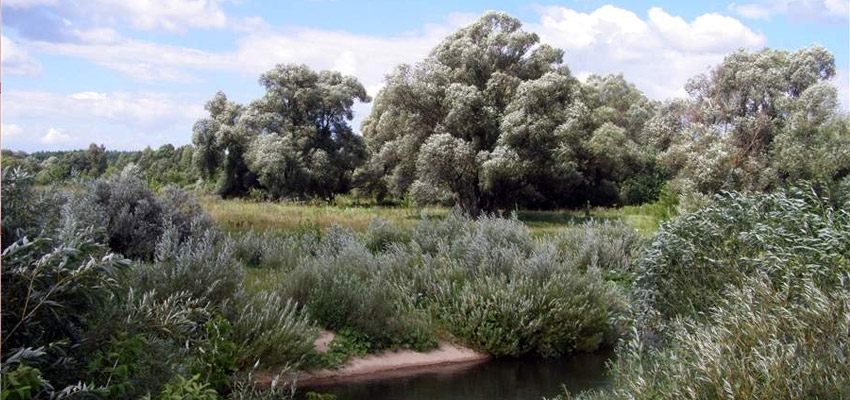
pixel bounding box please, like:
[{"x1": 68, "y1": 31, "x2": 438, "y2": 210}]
[
  {"x1": 244, "y1": 211, "x2": 642, "y2": 358},
  {"x1": 557, "y1": 186, "x2": 850, "y2": 400}
]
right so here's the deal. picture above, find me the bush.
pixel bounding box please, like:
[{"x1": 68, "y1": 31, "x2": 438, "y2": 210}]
[
  {"x1": 437, "y1": 270, "x2": 626, "y2": 357},
  {"x1": 72, "y1": 165, "x2": 210, "y2": 260},
  {"x1": 228, "y1": 292, "x2": 318, "y2": 369},
  {"x1": 140, "y1": 226, "x2": 244, "y2": 308},
  {"x1": 552, "y1": 220, "x2": 644, "y2": 278},
  {"x1": 273, "y1": 213, "x2": 629, "y2": 358},
  {"x1": 363, "y1": 217, "x2": 409, "y2": 252},
  {"x1": 0, "y1": 167, "x2": 64, "y2": 250},
  {"x1": 575, "y1": 278, "x2": 850, "y2": 400},
  {"x1": 231, "y1": 230, "x2": 317, "y2": 270},
  {"x1": 636, "y1": 188, "x2": 850, "y2": 320}
]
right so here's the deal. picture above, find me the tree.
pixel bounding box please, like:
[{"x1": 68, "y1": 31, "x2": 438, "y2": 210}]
[
  {"x1": 654, "y1": 46, "x2": 840, "y2": 197},
  {"x1": 357, "y1": 12, "x2": 658, "y2": 212},
  {"x1": 192, "y1": 65, "x2": 369, "y2": 200}
]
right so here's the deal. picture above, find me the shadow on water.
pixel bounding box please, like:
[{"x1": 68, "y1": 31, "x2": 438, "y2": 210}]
[{"x1": 297, "y1": 351, "x2": 613, "y2": 400}]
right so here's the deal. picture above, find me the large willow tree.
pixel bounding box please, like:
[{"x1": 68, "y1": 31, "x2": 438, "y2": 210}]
[
  {"x1": 193, "y1": 64, "x2": 369, "y2": 199},
  {"x1": 650, "y1": 46, "x2": 848, "y2": 200},
  {"x1": 356, "y1": 12, "x2": 659, "y2": 213}
]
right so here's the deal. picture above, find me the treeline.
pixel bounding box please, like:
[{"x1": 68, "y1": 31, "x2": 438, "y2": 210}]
[
  {"x1": 1, "y1": 143, "x2": 198, "y2": 189},
  {"x1": 4, "y1": 12, "x2": 848, "y2": 213},
  {"x1": 189, "y1": 12, "x2": 848, "y2": 212}
]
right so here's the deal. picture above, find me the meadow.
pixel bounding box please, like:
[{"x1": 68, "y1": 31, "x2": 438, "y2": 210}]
[{"x1": 201, "y1": 195, "x2": 667, "y2": 237}]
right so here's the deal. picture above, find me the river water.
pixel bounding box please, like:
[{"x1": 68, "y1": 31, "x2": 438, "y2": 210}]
[{"x1": 298, "y1": 351, "x2": 613, "y2": 400}]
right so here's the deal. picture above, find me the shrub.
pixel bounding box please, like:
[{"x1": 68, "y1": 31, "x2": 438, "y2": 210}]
[
  {"x1": 72, "y1": 165, "x2": 212, "y2": 260},
  {"x1": 576, "y1": 278, "x2": 850, "y2": 400},
  {"x1": 140, "y1": 226, "x2": 244, "y2": 308},
  {"x1": 228, "y1": 292, "x2": 318, "y2": 369},
  {"x1": 553, "y1": 220, "x2": 643, "y2": 274},
  {"x1": 0, "y1": 167, "x2": 64, "y2": 250},
  {"x1": 231, "y1": 230, "x2": 317, "y2": 270},
  {"x1": 363, "y1": 217, "x2": 409, "y2": 252},
  {"x1": 158, "y1": 375, "x2": 219, "y2": 400},
  {"x1": 437, "y1": 270, "x2": 627, "y2": 357},
  {"x1": 1, "y1": 227, "x2": 129, "y2": 358},
  {"x1": 636, "y1": 187, "x2": 850, "y2": 320}
]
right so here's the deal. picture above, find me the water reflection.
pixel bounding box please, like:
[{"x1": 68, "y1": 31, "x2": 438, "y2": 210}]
[{"x1": 298, "y1": 351, "x2": 613, "y2": 400}]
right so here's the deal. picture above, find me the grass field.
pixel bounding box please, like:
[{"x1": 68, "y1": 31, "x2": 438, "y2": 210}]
[{"x1": 200, "y1": 196, "x2": 669, "y2": 237}]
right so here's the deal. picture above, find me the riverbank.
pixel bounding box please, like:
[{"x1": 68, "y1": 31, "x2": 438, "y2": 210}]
[{"x1": 256, "y1": 340, "x2": 490, "y2": 387}]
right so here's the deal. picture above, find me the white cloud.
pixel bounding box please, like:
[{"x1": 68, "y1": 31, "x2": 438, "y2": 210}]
[
  {"x1": 25, "y1": 13, "x2": 474, "y2": 89},
  {"x1": 41, "y1": 128, "x2": 74, "y2": 144},
  {"x1": 6, "y1": 0, "x2": 229, "y2": 32},
  {"x1": 2, "y1": 0, "x2": 58, "y2": 7},
  {"x1": 29, "y1": 36, "x2": 231, "y2": 82},
  {"x1": 2, "y1": 124, "x2": 25, "y2": 138},
  {"x1": 1, "y1": 35, "x2": 42, "y2": 75},
  {"x1": 531, "y1": 5, "x2": 766, "y2": 99},
  {"x1": 729, "y1": 0, "x2": 849, "y2": 20},
  {"x1": 2, "y1": 90, "x2": 207, "y2": 150},
  {"x1": 4, "y1": 90, "x2": 205, "y2": 129},
  {"x1": 94, "y1": 0, "x2": 227, "y2": 32}
]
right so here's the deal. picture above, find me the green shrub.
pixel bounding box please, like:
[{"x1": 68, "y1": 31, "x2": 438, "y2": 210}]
[
  {"x1": 636, "y1": 188, "x2": 850, "y2": 320},
  {"x1": 158, "y1": 375, "x2": 219, "y2": 400},
  {"x1": 228, "y1": 292, "x2": 318, "y2": 369},
  {"x1": 141, "y1": 227, "x2": 244, "y2": 309},
  {"x1": 437, "y1": 271, "x2": 627, "y2": 357},
  {"x1": 552, "y1": 220, "x2": 644, "y2": 278},
  {"x1": 578, "y1": 278, "x2": 850, "y2": 400},
  {"x1": 0, "y1": 363, "x2": 50, "y2": 400},
  {"x1": 363, "y1": 217, "x2": 409, "y2": 252},
  {"x1": 0, "y1": 167, "x2": 63, "y2": 249}
]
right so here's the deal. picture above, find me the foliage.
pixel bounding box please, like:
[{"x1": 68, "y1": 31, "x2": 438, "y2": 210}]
[
  {"x1": 271, "y1": 212, "x2": 631, "y2": 358},
  {"x1": 357, "y1": 13, "x2": 662, "y2": 212},
  {"x1": 0, "y1": 167, "x2": 64, "y2": 249},
  {"x1": 654, "y1": 46, "x2": 847, "y2": 198},
  {"x1": 564, "y1": 278, "x2": 850, "y2": 400},
  {"x1": 227, "y1": 291, "x2": 318, "y2": 369},
  {"x1": 193, "y1": 64, "x2": 370, "y2": 200},
  {"x1": 636, "y1": 187, "x2": 850, "y2": 320},
  {"x1": 158, "y1": 375, "x2": 220, "y2": 400},
  {"x1": 560, "y1": 184, "x2": 850, "y2": 400}
]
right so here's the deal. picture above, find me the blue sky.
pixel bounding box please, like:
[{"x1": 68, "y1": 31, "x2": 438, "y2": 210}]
[{"x1": 2, "y1": 0, "x2": 848, "y2": 152}]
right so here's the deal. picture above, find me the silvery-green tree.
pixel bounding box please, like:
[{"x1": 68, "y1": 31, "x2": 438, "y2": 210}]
[
  {"x1": 357, "y1": 12, "x2": 659, "y2": 212},
  {"x1": 651, "y1": 46, "x2": 845, "y2": 199},
  {"x1": 193, "y1": 64, "x2": 370, "y2": 199}
]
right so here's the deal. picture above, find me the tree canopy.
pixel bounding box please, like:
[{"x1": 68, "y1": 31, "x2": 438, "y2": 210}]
[
  {"x1": 356, "y1": 12, "x2": 663, "y2": 213},
  {"x1": 192, "y1": 64, "x2": 370, "y2": 199}
]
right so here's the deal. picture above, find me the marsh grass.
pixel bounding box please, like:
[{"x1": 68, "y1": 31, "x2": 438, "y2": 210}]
[{"x1": 201, "y1": 196, "x2": 667, "y2": 237}]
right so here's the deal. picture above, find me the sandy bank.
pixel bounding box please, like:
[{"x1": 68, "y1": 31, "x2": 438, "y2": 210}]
[
  {"x1": 255, "y1": 340, "x2": 490, "y2": 387},
  {"x1": 298, "y1": 342, "x2": 490, "y2": 385}
]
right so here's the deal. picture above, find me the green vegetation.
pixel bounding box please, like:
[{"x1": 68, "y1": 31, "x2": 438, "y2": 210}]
[
  {"x1": 553, "y1": 188, "x2": 850, "y2": 400},
  {"x1": 201, "y1": 195, "x2": 668, "y2": 237},
  {"x1": 2, "y1": 10, "x2": 849, "y2": 400}
]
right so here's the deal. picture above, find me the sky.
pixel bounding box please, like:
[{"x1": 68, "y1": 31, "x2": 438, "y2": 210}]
[{"x1": 1, "y1": 0, "x2": 848, "y2": 152}]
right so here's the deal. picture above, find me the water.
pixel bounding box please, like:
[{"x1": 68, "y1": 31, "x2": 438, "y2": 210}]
[{"x1": 298, "y1": 351, "x2": 613, "y2": 400}]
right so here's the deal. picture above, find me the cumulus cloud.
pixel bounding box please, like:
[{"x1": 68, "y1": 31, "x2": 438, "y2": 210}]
[
  {"x1": 729, "y1": 0, "x2": 849, "y2": 21},
  {"x1": 2, "y1": 90, "x2": 207, "y2": 150},
  {"x1": 3, "y1": 0, "x2": 228, "y2": 33},
  {"x1": 531, "y1": 5, "x2": 766, "y2": 99},
  {"x1": 24, "y1": 13, "x2": 477, "y2": 88},
  {"x1": 2, "y1": 124, "x2": 25, "y2": 138},
  {"x1": 4, "y1": 91, "x2": 205, "y2": 129},
  {"x1": 41, "y1": 128, "x2": 74, "y2": 144},
  {"x1": 1, "y1": 35, "x2": 42, "y2": 75}
]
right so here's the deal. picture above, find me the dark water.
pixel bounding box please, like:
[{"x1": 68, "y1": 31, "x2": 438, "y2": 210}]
[{"x1": 298, "y1": 351, "x2": 613, "y2": 400}]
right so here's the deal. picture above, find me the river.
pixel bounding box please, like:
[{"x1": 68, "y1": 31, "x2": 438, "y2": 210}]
[{"x1": 298, "y1": 351, "x2": 613, "y2": 400}]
